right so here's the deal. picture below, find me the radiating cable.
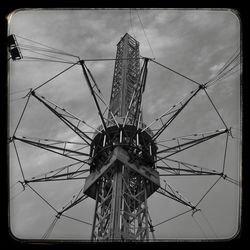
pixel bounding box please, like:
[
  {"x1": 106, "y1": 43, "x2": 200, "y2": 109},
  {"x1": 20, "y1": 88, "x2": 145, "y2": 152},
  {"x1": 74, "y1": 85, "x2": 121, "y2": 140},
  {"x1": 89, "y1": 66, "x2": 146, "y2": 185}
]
[
  {"x1": 61, "y1": 214, "x2": 92, "y2": 226},
  {"x1": 136, "y1": 10, "x2": 155, "y2": 59},
  {"x1": 26, "y1": 183, "x2": 58, "y2": 213},
  {"x1": 15, "y1": 34, "x2": 80, "y2": 59},
  {"x1": 206, "y1": 60, "x2": 240, "y2": 88},
  {"x1": 223, "y1": 175, "x2": 240, "y2": 186},
  {"x1": 153, "y1": 209, "x2": 193, "y2": 227},
  {"x1": 32, "y1": 60, "x2": 79, "y2": 92},
  {"x1": 200, "y1": 210, "x2": 218, "y2": 238},
  {"x1": 20, "y1": 47, "x2": 77, "y2": 62},
  {"x1": 150, "y1": 59, "x2": 202, "y2": 87},
  {"x1": 215, "y1": 49, "x2": 240, "y2": 77},
  {"x1": 18, "y1": 43, "x2": 80, "y2": 59},
  {"x1": 42, "y1": 216, "x2": 59, "y2": 239},
  {"x1": 213, "y1": 67, "x2": 240, "y2": 84},
  {"x1": 205, "y1": 49, "x2": 240, "y2": 87},
  {"x1": 195, "y1": 176, "x2": 222, "y2": 207},
  {"x1": 13, "y1": 140, "x2": 26, "y2": 182},
  {"x1": 222, "y1": 132, "x2": 229, "y2": 173},
  {"x1": 21, "y1": 57, "x2": 77, "y2": 65},
  {"x1": 130, "y1": 9, "x2": 136, "y2": 40},
  {"x1": 203, "y1": 88, "x2": 229, "y2": 130},
  {"x1": 12, "y1": 92, "x2": 31, "y2": 136},
  {"x1": 192, "y1": 215, "x2": 207, "y2": 238}
]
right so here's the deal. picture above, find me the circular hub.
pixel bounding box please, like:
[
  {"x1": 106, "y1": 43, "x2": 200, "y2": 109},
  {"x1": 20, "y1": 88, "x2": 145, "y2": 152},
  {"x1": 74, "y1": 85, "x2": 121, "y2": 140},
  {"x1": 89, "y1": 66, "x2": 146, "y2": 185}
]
[{"x1": 89, "y1": 124, "x2": 157, "y2": 172}]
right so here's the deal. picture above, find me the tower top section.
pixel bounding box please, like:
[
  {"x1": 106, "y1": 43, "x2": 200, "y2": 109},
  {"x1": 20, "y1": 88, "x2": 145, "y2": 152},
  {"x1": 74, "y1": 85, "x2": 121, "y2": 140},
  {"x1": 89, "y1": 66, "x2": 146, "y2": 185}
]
[
  {"x1": 116, "y1": 33, "x2": 140, "y2": 46},
  {"x1": 108, "y1": 33, "x2": 141, "y2": 125}
]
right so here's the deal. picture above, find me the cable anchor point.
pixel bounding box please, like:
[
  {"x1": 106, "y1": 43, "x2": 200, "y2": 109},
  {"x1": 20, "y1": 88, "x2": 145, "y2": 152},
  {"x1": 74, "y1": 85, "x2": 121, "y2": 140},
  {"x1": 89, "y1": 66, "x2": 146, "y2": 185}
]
[
  {"x1": 221, "y1": 173, "x2": 227, "y2": 179},
  {"x1": 18, "y1": 180, "x2": 27, "y2": 191},
  {"x1": 199, "y1": 84, "x2": 207, "y2": 90},
  {"x1": 79, "y1": 59, "x2": 85, "y2": 66},
  {"x1": 228, "y1": 127, "x2": 234, "y2": 138},
  {"x1": 22, "y1": 88, "x2": 33, "y2": 99},
  {"x1": 56, "y1": 212, "x2": 62, "y2": 219},
  {"x1": 148, "y1": 221, "x2": 155, "y2": 232},
  {"x1": 191, "y1": 207, "x2": 201, "y2": 216}
]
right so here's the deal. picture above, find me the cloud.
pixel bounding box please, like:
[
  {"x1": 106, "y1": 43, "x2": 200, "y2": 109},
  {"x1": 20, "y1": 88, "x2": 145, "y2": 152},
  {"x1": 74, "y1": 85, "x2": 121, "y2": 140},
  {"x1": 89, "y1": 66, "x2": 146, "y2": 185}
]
[
  {"x1": 127, "y1": 25, "x2": 182, "y2": 59},
  {"x1": 208, "y1": 62, "x2": 225, "y2": 78},
  {"x1": 88, "y1": 61, "x2": 107, "y2": 75},
  {"x1": 181, "y1": 11, "x2": 229, "y2": 31},
  {"x1": 9, "y1": 9, "x2": 241, "y2": 240}
]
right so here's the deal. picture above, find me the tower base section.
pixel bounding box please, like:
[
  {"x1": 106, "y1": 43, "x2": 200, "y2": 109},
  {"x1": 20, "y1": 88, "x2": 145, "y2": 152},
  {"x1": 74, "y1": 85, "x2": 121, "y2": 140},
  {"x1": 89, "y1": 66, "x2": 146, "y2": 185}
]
[
  {"x1": 84, "y1": 146, "x2": 160, "y2": 200},
  {"x1": 84, "y1": 146, "x2": 160, "y2": 241}
]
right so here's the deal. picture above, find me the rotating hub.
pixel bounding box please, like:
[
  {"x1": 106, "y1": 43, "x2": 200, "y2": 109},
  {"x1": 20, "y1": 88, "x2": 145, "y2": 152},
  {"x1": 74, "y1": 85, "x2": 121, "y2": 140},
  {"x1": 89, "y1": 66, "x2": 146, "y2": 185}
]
[{"x1": 89, "y1": 123, "x2": 157, "y2": 173}]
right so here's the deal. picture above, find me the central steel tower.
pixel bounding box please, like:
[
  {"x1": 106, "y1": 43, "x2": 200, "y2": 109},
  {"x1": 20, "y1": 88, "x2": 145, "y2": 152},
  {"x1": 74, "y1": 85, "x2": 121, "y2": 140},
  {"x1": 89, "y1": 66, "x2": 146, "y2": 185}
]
[{"x1": 84, "y1": 33, "x2": 160, "y2": 241}]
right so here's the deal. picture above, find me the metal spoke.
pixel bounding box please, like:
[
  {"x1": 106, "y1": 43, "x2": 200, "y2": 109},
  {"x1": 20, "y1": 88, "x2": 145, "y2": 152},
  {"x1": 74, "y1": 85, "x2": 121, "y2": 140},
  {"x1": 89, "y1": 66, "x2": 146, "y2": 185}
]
[
  {"x1": 155, "y1": 129, "x2": 228, "y2": 162},
  {"x1": 157, "y1": 157, "x2": 223, "y2": 176},
  {"x1": 31, "y1": 91, "x2": 93, "y2": 145},
  {"x1": 14, "y1": 136, "x2": 90, "y2": 164},
  {"x1": 80, "y1": 60, "x2": 111, "y2": 143},
  {"x1": 141, "y1": 87, "x2": 202, "y2": 141},
  {"x1": 157, "y1": 180, "x2": 195, "y2": 209}
]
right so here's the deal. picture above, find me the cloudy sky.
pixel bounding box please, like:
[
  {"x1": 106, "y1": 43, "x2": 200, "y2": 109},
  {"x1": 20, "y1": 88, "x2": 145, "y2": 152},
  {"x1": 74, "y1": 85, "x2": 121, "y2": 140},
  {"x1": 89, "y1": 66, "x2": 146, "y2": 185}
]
[{"x1": 8, "y1": 9, "x2": 241, "y2": 241}]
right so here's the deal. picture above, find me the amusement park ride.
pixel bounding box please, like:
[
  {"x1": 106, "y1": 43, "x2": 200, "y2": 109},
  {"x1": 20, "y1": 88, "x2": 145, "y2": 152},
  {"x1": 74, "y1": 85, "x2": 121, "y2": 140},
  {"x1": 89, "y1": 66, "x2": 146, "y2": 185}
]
[{"x1": 8, "y1": 17, "x2": 240, "y2": 241}]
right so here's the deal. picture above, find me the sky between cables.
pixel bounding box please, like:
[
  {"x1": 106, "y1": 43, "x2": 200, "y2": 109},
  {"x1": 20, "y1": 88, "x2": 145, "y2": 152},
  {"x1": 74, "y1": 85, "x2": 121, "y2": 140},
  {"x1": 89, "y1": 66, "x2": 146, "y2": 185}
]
[{"x1": 8, "y1": 9, "x2": 241, "y2": 240}]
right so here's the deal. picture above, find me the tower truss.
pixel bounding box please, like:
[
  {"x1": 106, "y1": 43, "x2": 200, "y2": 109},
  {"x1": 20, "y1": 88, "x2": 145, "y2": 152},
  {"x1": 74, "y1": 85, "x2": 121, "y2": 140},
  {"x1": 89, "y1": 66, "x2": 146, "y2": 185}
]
[
  {"x1": 8, "y1": 26, "x2": 240, "y2": 241},
  {"x1": 108, "y1": 33, "x2": 142, "y2": 123},
  {"x1": 84, "y1": 33, "x2": 160, "y2": 241}
]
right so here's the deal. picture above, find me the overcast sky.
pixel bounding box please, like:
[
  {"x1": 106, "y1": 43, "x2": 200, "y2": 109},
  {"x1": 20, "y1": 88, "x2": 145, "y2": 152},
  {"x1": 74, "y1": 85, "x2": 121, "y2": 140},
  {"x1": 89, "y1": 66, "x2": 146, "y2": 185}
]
[{"x1": 8, "y1": 9, "x2": 241, "y2": 241}]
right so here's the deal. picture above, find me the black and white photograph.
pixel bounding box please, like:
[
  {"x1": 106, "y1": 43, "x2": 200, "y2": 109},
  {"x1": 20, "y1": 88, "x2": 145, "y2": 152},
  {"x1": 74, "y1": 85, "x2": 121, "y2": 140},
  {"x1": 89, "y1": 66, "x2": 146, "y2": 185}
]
[{"x1": 8, "y1": 8, "x2": 241, "y2": 241}]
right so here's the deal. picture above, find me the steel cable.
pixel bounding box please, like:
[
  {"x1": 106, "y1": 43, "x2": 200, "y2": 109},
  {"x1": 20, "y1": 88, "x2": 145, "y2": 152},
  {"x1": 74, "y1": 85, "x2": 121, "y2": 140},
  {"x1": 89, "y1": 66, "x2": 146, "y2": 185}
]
[{"x1": 136, "y1": 10, "x2": 155, "y2": 59}]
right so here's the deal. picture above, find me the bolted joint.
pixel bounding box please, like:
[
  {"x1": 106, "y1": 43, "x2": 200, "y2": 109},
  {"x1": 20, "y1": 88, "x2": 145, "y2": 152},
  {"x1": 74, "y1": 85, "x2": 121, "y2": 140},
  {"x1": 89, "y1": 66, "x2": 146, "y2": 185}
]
[
  {"x1": 56, "y1": 212, "x2": 62, "y2": 219},
  {"x1": 228, "y1": 127, "x2": 234, "y2": 138},
  {"x1": 79, "y1": 60, "x2": 85, "y2": 66},
  {"x1": 142, "y1": 56, "x2": 150, "y2": 61},
  {"x1": 149, "y1": 223, "x2": 155, "y2": 232},
  {"x1": 221, "y1": 173, "x2": 227, "y2": 179},
  {"x1": 30, "y1": 90, "x2": 36, "y2": 96},
  {"x1": 199, "y1": 84, "x2": 207, "y2": 90},
  {"x1": 191, "y1": 207, "x2": 201, "y2": 216},
  {"x1": 18, "y1": 180, "x2": 27, "y2": 191}
]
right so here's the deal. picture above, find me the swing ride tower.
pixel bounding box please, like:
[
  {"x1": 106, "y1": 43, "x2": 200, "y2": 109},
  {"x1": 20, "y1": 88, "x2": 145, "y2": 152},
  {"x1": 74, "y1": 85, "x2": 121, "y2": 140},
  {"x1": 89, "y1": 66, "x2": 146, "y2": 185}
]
[
  {"x1": 8, "y1": 20, "x2": 239, "y2": 241},
  {"x1": 83, "y1": 33, "x2": 160, "y2": 241}
]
